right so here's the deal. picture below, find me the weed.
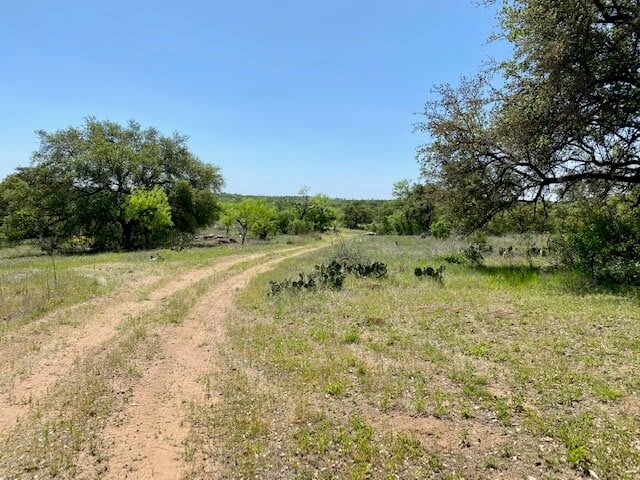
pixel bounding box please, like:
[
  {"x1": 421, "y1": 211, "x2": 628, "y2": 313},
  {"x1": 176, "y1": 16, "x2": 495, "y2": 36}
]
[
  {"x1": 324, "y1": 381, "x2": 346, "y2": 397},
  {"x1": 269, "y1": 259, "x2": 387, "y2": 294},
  {"x1": 464, "y1": 244, "x2": 485, "y2": 266},
  {"x1": 342, "y1": 330, "x2": 360, "y2": 344},
  {"x1": 181, "y1": 234, "x2": 640, "y2": 479},
  {"x1": 441, "y1": 252, "x2": 465, "y2": 264}
]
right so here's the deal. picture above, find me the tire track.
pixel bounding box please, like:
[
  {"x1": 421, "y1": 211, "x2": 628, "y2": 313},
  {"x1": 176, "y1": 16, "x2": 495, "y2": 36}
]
[
  {"x1": 100, "y1": 245, "x2": 322, "y2": 480},
  {"x1": 0, "y1": 249, "x2": 297, "y2": 437}
]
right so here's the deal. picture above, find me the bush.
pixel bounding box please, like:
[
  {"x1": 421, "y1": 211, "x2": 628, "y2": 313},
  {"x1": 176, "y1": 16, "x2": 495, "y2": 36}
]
[
  {"x1": 464, "y1": 244, "x2": 485, "y2": 266},
  {"x1": 124, "y1": 187, "x2": 173, "y2": 249},
  {"x1": 555, "y1": 202, "x2": 640, "y2": 286},
  {"x1": 414, "y1": 264, "x2": 446, "y2": 284},
  {"x1": 441, "y1": 252, "x2": 465, "y2": 264},
  {"x1": 430, "y1": 218, "x2": 452, "y2": 239},
  {"x1": 252, "y1": 218, "x2": 276, "y2": 240},
  {"x1": 327, "y1": 238, "x2": 369, "y2": 266},
  {"x1": 268, "y1": 260, "x2": 388, "y2": 295},
  {"x1": 288, "y1": 219, "x2": 313, "y2": 235}
]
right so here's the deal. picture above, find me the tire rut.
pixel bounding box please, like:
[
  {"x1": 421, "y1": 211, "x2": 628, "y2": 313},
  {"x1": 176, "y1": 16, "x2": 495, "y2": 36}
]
[
  {"x1": 0, "y1": 249, "x2": 283, "y2": 437},
  {"x1": 100, "y1": 245, "x2": 322, "y2": 480}
]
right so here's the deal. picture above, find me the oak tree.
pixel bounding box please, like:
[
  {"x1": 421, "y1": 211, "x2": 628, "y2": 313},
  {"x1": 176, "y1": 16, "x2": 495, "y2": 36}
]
[{"x1": 417, "y1": 0, "x2": 640, "y2": 231}]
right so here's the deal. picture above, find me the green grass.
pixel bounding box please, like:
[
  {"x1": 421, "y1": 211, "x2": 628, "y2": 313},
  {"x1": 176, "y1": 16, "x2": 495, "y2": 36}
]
[
  {"x1": 2, "y1": 233, "x2": 637, "y2": 479},
  {"x1": 0, "y1": 234, "x2": 325, "y2": 337},
  {"x1": 0, "y1": 241, "x2": 304, "y2": 479},
  {"x1": 188, "y1": 234, "x2": 640, "y2": 479}
]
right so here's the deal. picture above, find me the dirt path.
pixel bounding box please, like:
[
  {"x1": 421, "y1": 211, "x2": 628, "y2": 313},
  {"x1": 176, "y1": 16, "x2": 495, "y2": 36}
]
[
  {"x1": 0, "y1": 249, "x2": 285, "y2": 437},
  {"x1": 100, "y1": 246, "x2": 321, "y2": 480}
]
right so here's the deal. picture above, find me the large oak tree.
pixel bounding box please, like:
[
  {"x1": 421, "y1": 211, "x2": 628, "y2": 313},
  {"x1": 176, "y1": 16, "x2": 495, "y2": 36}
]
[
  {"x1": 0, "y1": 118, "x2": 223, "y2": 250},
  {"x1": 417, "y1": 0, "x2": 640, "y2": 231}
]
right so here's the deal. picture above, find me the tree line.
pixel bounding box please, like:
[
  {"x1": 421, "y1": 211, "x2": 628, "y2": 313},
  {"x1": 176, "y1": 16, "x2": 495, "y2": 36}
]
[
  {"x1": 1, "y1": 0, "x2": 638, "y2": 285},
  {"x1": 0, "y1": 118, "x2": 223, "y2": 251}
]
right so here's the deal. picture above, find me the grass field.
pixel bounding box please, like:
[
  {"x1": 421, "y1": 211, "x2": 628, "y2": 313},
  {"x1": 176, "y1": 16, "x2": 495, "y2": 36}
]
[
  {"x1": 0, "y1": 234, "x2": 313, "y2": 335},
  {"x1": 0, "y1": 234, "x2": 323, "y2": 479},
  {"x1": 187, "y1": 234, "x2": 640, "y2": 479},
  {"x1": 0, "y1": 233, "x2": 638, "y2": 479}
]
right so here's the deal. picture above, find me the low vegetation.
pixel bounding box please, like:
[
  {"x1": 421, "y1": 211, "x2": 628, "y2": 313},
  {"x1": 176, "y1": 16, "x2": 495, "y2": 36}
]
[
  {"x1": 188, "y1": 235, "x2": 639, "y2": 479},
  {"x1": 268, "y1": 258, "x2": 387, "y2": 295}
]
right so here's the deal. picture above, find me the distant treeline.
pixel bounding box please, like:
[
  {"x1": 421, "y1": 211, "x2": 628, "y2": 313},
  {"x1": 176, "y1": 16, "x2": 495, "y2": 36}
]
[{"x1": 217, "y1": 182, "x2": 566, "y2": 238}]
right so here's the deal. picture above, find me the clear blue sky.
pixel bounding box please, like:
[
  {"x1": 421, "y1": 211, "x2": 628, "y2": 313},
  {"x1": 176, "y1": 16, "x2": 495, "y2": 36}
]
[{"x1": 0, "y1": 1, "x2": 509, "y2": 199}]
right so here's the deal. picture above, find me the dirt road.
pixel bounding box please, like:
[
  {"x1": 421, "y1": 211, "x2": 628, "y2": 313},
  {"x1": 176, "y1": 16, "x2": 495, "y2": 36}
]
[{"x1": 0, "y1": 244, "x2": 322, "y2": 479}]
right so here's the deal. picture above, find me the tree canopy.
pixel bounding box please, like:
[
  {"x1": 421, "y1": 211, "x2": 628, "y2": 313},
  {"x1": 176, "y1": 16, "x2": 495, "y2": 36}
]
[
  {"x1": 0, "y1": 118, "x2": 223, "y2": 250},
  {"x1": 417, "y1": 0, "x2": 640, "y2": 231},
  {"x1": 226, "y1": 198, "x2": 277, "y2": 244}
]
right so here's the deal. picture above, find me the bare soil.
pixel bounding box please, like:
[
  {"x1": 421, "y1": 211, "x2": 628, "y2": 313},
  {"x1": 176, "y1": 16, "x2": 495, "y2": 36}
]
[
  {"x1": 100, "y1": 247, "x2": 320, "y2": 479},
  {"x1": 0, "y1": 250, "x2": 271, "y2": 437},
  {"x1": 0, "y1": 245, "x2": 322, "y2": 478}
]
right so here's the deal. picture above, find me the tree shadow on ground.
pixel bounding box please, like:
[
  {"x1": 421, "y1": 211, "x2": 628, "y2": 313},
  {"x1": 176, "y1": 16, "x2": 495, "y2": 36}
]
[
  {"x1": 473, "y1": 264, "x2": 639, "y2": 300},
  {"x1": 473, "y1": 265, "x2": 542, "y2": 286}
]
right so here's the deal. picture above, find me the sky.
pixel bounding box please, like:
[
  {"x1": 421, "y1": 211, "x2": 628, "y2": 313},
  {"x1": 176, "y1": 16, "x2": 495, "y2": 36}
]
[{"x1": 0, "y1": 1, "x2": 510, "y2": 199}]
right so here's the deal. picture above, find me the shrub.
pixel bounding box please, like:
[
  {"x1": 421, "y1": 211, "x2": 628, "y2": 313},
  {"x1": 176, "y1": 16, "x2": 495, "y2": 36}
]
[
  {"x1": 430, "y1": 218, "x2": 452, "y2": 239},
  {"x1": 124, "y1": 187, "x2": 173, "y2": 249},
  {"x1": 327, "y1": 238, "x2": 369, "y2": 266},
  {"x1": 343, "y1": 261, "x2": 387, "y2": 278},
  {"x1": 555, "y1": 202, "x2": 640, "y2": 286},
  {"x1": 441, "y1": 252, "x2": 464, "y2": 264},
  {"x1": 414, "y1": 264, "x2": 446, "y2": 284},
  {"x1": 268, "y1": 260, "x2": 387, "y2": 295},
  {"x1": 469, "y1": 231, "x2": 488, "y2": 245},
  {"x1": 288, "y1": 219, "x2": 313, "y2": 235},
  {"x1": 464, "y1": 244, "x2": 484, "y2": 266}
]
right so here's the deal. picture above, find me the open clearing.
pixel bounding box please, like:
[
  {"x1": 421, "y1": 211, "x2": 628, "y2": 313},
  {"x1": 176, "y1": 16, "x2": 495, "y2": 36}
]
[
  {"x1": 0, "y1": 238, "x2": 324, "y2": 478},
  {"x1": 0, "y1": 234, "x2": 638, "y2": 479}
]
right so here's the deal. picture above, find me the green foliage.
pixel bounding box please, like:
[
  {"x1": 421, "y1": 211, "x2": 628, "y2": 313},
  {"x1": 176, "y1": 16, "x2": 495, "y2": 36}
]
[
  {"x1": 252, "y1": 217, "x2": 277, "y2": 241},
  {"x1": 430, "y1": 218, "x2": 452, "y2": 239},
  {"x1": 218, "y1": 191, "x2": 445, "y2": 237},
  {"x1": 0, "y1": 167, "x2": 77, "y2": 250},
  {"x1": 555, "y1": 201, "x2": 640, "y2": 285},
  {"x1": 288, "y1": 218, "x2": 313, "y2": 235},
  {"x1": 463, "y1": 244, "x2": 485, "y2": 266},
  {"x1": 417, "y1": 0, "x2": 640, "y2": 231},
  {"x1": 220, "y1": 189, "x2": 344, "y2": 240},
  {"x1": 168, "y1": 180, "x2": 219, "y2": 234},
  {"x1": 233, "y1": 198, "x2": 277, "y2": 244},
  {"x1": 218, "y1": 201, "x2": 237, "y2": 236},
  {"x1": 342, "y1": 261, "x2": 387, "y2": 278},
  {"x1": 414, "y1": 264, "x2": 446, "y2": 284},
  {"x1": 441, "y1": 252, "x2": 464, "y2": 264},
  {"x1": 268, "y1": 261, "x2": 345, "y2": 294},
  {"x1": 307, "y1": 194, "x2": 338, "y2": 232},
  {"x1": 389, "y1": 180, "x2": 437, "y2": 235},
  {"x1": 342, "y1": 201, "x2": 374, "y2": 229},
  {"x1": 313, "y1": 261, "x2": 348, "y2": 290},
  {"x1": 268, "y1": 260, "x2": 387, "y2": 295},
  {"x1": 274, "y1": 208, "x2": 296, "y2": 234},
  {"x1": 124, "y1": 187, "x2": 173, "y2": 249},
  {"x1": 485, "y1": 204, "x2": 552, "y2": 235},
  {"x1": 0, "y1": 118, "x2": 223, "y2": 251},
  {"x1": 328, "y1": 237, "x2": 370, "y2": 266}
]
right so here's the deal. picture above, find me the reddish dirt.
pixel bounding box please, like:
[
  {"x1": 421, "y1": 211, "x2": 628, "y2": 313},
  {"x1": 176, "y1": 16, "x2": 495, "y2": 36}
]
[
  {"x1": 0, "y1": 251, "x2": 270, "y2": 437},
  {"x1": 100, "y1": 247, "x2": 320, "y2": 480}
]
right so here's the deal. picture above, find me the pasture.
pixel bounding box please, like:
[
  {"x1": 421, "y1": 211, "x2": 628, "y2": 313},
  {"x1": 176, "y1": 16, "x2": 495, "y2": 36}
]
[
  {"x1": 0, "y1": 234, "x2": 638, "y2": 479},
  {"x1": 191, "y1": 235, "x2": 639, "y2": 479}
]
